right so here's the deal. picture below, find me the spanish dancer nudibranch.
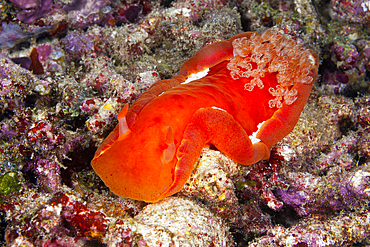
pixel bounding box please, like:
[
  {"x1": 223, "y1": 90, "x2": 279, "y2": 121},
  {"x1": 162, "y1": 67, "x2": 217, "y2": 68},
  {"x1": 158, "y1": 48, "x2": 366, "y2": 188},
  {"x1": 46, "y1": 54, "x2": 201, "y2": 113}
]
[{"x1": 91, "y1": 29, "x2": 319, "y2": 202}]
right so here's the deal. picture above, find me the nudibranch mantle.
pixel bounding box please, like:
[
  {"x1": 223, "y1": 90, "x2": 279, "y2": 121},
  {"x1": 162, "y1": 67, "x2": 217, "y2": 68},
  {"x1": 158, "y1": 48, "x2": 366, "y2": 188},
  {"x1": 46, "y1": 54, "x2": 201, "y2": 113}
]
[
  {"x1": 91, "y1": 29, "x2": 319, "y2": 202},
  {"x1": 183, "y1": 68, "x2": 210, "y2": 84}
]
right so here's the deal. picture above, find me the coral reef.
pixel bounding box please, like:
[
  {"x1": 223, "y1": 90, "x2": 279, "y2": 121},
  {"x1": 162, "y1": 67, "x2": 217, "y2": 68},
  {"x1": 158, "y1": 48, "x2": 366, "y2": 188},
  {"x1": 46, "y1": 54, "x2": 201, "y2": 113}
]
[
  {"x1": 1, "y1": 0, "x2": 370, "y2": 246},
  {"x1": 249, "y1": 209, "x2": 370, "y2": 246}
]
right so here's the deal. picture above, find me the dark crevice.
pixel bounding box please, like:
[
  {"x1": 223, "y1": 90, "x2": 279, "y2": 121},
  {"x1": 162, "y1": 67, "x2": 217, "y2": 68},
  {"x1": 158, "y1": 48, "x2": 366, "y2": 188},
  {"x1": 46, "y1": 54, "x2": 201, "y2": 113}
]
[{"x1": 0, "y1": 210, "x2": 7, "y2": 246}]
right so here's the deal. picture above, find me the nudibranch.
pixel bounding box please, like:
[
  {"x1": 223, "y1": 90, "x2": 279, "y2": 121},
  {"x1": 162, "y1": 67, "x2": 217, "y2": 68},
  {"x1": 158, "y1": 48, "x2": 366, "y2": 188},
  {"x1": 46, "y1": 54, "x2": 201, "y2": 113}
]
[{"x1": 91, "y1": 29, "x2": 319, "y2": 202}]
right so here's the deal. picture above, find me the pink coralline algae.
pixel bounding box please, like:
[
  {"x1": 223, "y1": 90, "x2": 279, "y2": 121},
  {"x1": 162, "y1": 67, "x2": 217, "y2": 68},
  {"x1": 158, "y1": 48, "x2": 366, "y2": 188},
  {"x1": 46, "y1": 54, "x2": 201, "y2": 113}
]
[
  {"x1": 276, "y1": 95, "x2": 357, "y2": 169},
  {"x1": 275, "y1": 164, "x2": 370, "y2": 216},
  {"x1": 3, "y1": 189, "x2": 109, "y2": 245},
  {"x1": 9, "y1": 0, "x2": 53, "y2": 24},
  {"x1": 356, "y1": 97, "x2": 370, "y2": 157},
  {"x1": 63, "y1": 32, "x2": 94, "y2": 61},
  {"x1": 331, "y1": 43, "x2": 359, "y2": 71},
  {"x1": 0, "y1": 23, "x2": 29, "y2": 49},
  {"x1": 34, "y1": 158, "x2": 62, "y2": 193},
  {"x1": 63, "y1": 0, "x2": 110, "y2": 18},
  {"x1": 36, "y1": 44, "x2": 52, "y2": 62},
  {"x1": 312, "y1": 135, "x2": 358, "y2": 171},
  {"x1": 321, "y1": 41, "x2": 370, "y2": 94},
  {"x1": 329, "y1": 0, "x2": 370, "y2": 25},
  {"x1": 27, "y1": 121, "x2": 66, "y2": 151},
  {"x1": 63, "y1": 0, "x2": 147, "y2": 29},
  {"x1": 240, "y1": 155, "x2": 287, "y2": 211}
]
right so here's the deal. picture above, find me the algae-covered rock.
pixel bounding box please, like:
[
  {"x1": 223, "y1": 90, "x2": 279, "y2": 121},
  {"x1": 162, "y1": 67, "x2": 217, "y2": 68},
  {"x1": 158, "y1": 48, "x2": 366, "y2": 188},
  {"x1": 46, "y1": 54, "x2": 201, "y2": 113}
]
[{"x1": 0, "y1": 171, "x2": 21, "y2": 196}]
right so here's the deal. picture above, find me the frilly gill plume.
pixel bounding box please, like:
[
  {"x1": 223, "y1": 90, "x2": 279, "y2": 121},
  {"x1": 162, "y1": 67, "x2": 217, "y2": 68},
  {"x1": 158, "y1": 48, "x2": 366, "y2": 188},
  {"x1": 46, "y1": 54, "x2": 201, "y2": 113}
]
[{"x1": 227, "y1": 29, "x2": 316, "y2": 109}]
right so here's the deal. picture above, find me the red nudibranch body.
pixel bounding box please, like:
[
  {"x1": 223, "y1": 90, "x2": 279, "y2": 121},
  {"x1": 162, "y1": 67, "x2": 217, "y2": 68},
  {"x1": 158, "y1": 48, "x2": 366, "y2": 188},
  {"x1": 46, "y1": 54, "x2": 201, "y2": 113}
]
[{"x1": 91, "y1": 29, "x2": 319, "y2": 202}]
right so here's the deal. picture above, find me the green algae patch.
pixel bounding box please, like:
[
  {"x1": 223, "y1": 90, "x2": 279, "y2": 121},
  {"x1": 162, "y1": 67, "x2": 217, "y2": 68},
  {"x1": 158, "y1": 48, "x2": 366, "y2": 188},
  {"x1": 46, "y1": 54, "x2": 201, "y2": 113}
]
[
  {"x1": 235, "y1": 180, "x2": 258, "y2": 191},
  {"x1": 0, "y1": 171, "x2": 21, "y2": 196}
]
